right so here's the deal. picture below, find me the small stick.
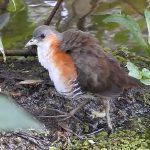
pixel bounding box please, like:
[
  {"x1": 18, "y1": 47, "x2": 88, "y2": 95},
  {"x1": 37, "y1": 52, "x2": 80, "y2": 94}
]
[
  {"x1": 0, "y1": 49, "x2": 36, "y2": 57},
  {"x1": 44, "y1": 0, "x2": 64, "y2": 25},
  {"x1": 14, "y1": 131, "x2": 46, "y2": 149}
]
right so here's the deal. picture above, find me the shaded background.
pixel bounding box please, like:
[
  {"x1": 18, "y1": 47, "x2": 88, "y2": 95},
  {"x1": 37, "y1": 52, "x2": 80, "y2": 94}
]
[{"x1": 0, "y1": 0, "x2": 149, "y2": 50}]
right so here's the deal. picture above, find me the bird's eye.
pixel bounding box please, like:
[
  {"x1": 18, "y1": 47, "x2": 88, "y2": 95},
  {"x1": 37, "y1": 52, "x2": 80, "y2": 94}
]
[{"x1": 40, "y1": 34, "x2": 45, "y2": 39}]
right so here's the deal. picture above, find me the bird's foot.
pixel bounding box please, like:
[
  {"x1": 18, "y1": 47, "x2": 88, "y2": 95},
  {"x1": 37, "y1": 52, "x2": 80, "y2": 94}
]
[
  {"x1": 38, "y1": 108, "x2": 83, "y2": 123},
  {"x1": 59, "y1": 99, "x2": 91, "y2": 121},
  {"x1": 38, "y1": 99, "x2": 91, "y2": 123},
  {"x1": 58, "y1": 108, "x2": 80, "y2": 121}
]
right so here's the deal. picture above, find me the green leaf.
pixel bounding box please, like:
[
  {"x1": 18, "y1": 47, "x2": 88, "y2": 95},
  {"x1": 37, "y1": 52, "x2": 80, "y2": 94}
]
[
  {"x1": 11, "y1": 0, "x2": 17, "y2": 11},
  {"x1": 126, "y1": 62, "x2": 142, "y2": 79},
  {"x1": 0, "y1": 94, "x2": 43, "y2": 131},
  {"x1": 140, "y1": 78, "x2": 150, "y2": 85},
  {"x1": 103, "y1": 14, "x2": 150, "y2": 56},
  {"x1": 141, "y1": 68, "x2": 150, "y2": 78},
  {"x1": 7, "y1": 0, "x2": 25, "y2": 12},
  {"x1": 145, "y1": 9, "x2": 150, "y2": 45}
]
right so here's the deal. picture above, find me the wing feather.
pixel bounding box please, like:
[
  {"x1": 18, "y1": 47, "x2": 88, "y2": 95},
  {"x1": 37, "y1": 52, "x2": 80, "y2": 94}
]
[{"x1": 61, "y1": 30, "x2": 137, "y2": 96}]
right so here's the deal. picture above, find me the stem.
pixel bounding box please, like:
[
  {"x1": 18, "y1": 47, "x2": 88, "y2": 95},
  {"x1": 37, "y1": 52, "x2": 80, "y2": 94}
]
[{"x1": 44, "y1": 0, "x2": 64, "y2": 25}]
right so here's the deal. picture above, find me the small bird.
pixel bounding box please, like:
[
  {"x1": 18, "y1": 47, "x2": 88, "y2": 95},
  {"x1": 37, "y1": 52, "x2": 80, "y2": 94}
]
[{"x1": 25, "y1": 25, "x2": 137, "y2": 132}]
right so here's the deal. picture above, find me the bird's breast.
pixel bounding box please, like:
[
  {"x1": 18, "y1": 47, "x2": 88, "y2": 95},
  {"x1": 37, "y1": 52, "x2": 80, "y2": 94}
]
[
  {"x1": 37, "y1": 46, "x2": 78, "y2": 96},
  {"x1": 48, "y1": 64, "x2": 70, "y2": 95}
]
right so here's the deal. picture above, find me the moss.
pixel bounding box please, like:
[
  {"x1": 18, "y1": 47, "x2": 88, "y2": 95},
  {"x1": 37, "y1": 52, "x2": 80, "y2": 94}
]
[
  {"x1": 104, "y1": 47, "x2": 150, "y2": 69},
  {"x1": 51, "y1": 127, "x2": 150, "y2": 150}
]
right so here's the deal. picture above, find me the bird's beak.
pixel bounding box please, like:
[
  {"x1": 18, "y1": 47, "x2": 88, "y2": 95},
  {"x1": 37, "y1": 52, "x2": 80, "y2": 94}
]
[{"x1": 25, "y1": 37, "x2": 38, "y2": 48}]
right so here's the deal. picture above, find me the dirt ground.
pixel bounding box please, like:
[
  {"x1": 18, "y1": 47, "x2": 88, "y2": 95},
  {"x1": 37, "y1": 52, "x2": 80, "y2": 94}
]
[{"x1": 0, "y1": 58, "x2": 150, "y2": 150}]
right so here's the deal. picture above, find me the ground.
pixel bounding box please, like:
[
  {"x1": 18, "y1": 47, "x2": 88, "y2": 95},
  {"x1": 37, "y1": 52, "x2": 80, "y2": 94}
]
[{"x1": 0, "y1": 57, "x2": 150, "y2": 150}]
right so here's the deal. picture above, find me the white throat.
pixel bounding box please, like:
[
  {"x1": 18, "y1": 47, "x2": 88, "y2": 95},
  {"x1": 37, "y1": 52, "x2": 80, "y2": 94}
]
[{"x1": 37, "y1": 42, "x2": 52, "y2": 70}]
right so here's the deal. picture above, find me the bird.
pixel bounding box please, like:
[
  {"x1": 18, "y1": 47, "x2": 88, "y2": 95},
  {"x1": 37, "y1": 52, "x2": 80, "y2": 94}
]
[{"x1": 25, "y1": 25, "x2": 137, "y2": 132}]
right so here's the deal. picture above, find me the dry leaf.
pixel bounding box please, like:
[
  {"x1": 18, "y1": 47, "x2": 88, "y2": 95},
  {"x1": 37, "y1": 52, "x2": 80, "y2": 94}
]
[
  {"x1": 9, "y1": 91, "x2": 21, "y2": 97},
  {"x1": 91, "y1": 110, "x2": 106, "y2": 118},
  {"x1": 17, "y1": 79, "x2": 43, "y2": 85},
  {"x1": 88, "y1": 139, "x2": 96, "y2": 144}
]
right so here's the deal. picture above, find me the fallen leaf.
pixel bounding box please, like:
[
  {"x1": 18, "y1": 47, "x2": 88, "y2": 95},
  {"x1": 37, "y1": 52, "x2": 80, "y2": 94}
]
[
  {"x1": 91, "y1": 110, "x2": 106, "y2": 118},
  {"x1": 88, "y1": 139, "x2": 96, "y2": 144},
  {"x1": 17, "y1": 79, "x2": 43, "y2": 85},
  {"x1": 9, "y1": 91, "x2": 21, "y2": 97}
]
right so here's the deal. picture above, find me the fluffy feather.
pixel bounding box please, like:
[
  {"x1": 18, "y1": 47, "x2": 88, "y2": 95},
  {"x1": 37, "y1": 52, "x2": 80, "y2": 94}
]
[{"x1": 61, "y1": 29, "x2": 137, "y2": 96}]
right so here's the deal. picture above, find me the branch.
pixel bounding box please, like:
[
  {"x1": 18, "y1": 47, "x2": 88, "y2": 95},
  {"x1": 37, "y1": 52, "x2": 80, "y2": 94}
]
[
  {"x1": 44, "y1": 0, "x2": 64, "y2": 25},
  {"x1": 0, "y1": 49, "x2": 37, "y2": 57}
]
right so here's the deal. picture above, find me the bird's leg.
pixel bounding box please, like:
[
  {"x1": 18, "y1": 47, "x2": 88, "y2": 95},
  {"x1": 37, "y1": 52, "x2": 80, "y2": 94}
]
[
  {"x1": 60, "y1": 95, "x2": 113, "y2": 134},
  {"x1": 38, "y1": 98, "x2": 91, "y2": 123},
  {"x1": 59, "y1": 98, "x2": 91, "y2": 121},
  {"x1": 101, "y1": 97, "x2": 113, "y2": 133},
  {"x1": 38, "y1": 94, "x2": 113, "y2": 134}
]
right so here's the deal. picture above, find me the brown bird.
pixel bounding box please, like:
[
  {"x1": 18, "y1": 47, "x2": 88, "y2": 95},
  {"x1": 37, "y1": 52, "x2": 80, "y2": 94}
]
[{"x1": 25, "y1": 25, "x2": 137, "y2": 132}]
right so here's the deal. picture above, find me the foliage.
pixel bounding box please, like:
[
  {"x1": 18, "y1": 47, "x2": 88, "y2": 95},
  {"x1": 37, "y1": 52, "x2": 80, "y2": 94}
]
[
  {"x1": 127, "y1": 62, "x2": 150, "y2": 85},
  {"x1": 7, "y1": 0, "x2": 25, "y2": 12},
  {"x1": 0, "y1": 0, "x2": 34, "y2": 49},
  {"x1": 103, "y1": 10, "x2": 150, "y2": 85},
  {"x1": 103, "y1": 11, "x2": 150, "y2": 56},
  {"x1": 11, "y1": 0, "x2": 16, "y2": 11},
  {"x1": 0, "y1": 94, "x2": 43, "y2": 131}
]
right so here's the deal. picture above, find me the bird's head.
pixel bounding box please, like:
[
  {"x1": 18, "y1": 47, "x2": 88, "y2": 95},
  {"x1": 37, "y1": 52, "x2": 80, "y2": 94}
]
[{"x1": 25, "y1": 25, "x2": 62, "y2": 50}]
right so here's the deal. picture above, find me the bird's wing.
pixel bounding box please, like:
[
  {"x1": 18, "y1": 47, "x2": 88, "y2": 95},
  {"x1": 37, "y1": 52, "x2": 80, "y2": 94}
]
[{"x1": 61, "y1": 30, "x2": 136, "y2": 96}]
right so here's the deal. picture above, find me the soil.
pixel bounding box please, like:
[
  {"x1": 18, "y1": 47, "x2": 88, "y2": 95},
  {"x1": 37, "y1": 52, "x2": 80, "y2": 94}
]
[{"x1": 0, "y1": 58, "x2": 150, "y2": 150}]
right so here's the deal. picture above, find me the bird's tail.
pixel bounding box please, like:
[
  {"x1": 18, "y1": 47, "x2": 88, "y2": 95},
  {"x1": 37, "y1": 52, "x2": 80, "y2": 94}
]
[{"x1": 110, "y1": 61, "x2": 140, "y2": 90}]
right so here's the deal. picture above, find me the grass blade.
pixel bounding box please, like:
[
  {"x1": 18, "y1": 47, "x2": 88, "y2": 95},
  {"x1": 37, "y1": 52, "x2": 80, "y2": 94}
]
[{"x1": 145, "y1": 9, "x2": 150, "y2": 45}]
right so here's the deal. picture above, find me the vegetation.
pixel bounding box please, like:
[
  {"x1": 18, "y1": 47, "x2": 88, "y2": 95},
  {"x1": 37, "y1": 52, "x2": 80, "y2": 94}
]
[
  {"x1": 51, "y1": 130, "x2": 150, "y2": 150},
  {"x1": 104, "y1": 10, "x2": 150, "y2": 85}
]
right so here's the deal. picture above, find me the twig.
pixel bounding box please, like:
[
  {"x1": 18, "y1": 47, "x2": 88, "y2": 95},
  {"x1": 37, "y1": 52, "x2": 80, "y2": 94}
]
[
  {"x1": 38, "y1": 114, "x2": 68, "y2": 118},
  {"x1": 14, "y1": 131, "x2": 46, "y2": 149},
  {"x1": 44, "y1": 0, "x2": 64, "y2": 25},
  {"x1": 83, "y1": 128, "x2": 103, "y2": 137},
  {"x1": 0, "y1": 49, "x2": 36, "y2": 57},
  {"x1": 47, "y1": 108, "x2": 67, "y2": 115}
]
